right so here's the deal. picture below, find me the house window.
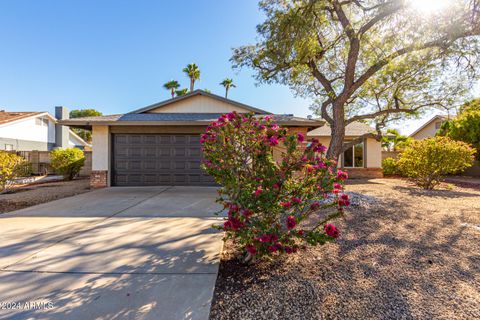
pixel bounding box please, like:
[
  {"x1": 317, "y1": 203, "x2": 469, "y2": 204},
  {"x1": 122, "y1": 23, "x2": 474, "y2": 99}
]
[
  {"x1": 342, "y1": 141, "x2": 364, "y2": 168},
  {"x1": 35, "y1": 117, "x2": 48, "y2": 126},
  {"x1": 435, "y1": 122, "x2": 442, "y2": 129},
  {"x1": 5, "y1": 144, "x2": 13, "y2": 151}
]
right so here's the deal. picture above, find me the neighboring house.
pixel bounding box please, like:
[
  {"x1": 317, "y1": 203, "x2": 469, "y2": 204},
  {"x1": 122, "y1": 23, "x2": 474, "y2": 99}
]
[
  {"x1": 409, "y1": 115, "x2": 447, "y2": 140},
  {"x1": 308, "y1": 122, "x2": 383, "y2": 178},
  {"x1": 0, "y1": 107, "x2": 90, "y2": 151}
]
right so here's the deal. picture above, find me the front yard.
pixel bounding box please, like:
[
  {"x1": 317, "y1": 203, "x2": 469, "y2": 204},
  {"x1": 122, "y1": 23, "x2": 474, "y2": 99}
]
[
  {"x1": 210, "y1": 178, "x2": 480, "y2": 319},
  {"x1": 0, "y1": 178, "x2": 91, "y2": 214}
]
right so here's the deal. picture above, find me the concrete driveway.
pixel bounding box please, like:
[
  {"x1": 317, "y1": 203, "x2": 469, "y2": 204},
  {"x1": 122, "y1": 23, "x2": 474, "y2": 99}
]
[{"x1": 0, "y1": 186, "x2": 224, "y2": 320}]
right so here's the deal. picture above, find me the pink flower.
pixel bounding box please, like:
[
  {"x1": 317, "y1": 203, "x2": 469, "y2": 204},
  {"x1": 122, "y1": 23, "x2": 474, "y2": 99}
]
[
  {"x1": 271, "y1": 124, "x2": 280, "y2": 131},
  {"x1": 254, "y1": 186, "x2": 263, "y2": 197},
  {"x1": 310, "y1": 202, "x2": 320, "y2": 210},
  {"x1": 226, "y1": 112, "x2": 236, "y2": 121},
  {"x1": 285, "y1": 246, "x2": 294, "y2": 254},
  {"x1": 257, "y1": 234, "x2": 278, "y2": 243},
  {"x1": 241, "y1": 208, "x2": 253, "y2": 218},
  {"x1": 334, "y1": 183, "x2": 342, "y2": 190},
  {"x1": 301, "y1": 156, "x2": 308, "y2": 162},
  {"x1": 280, "y1": 201, "x2": 291, "y2": 208},
  {"x1": 260, "y1": 125, "x2": 267, "y2": 130},
  {"x1": 314, "y1": 144, "x2": 327, "y2": 153},
  {"x1": 264, "y1": 115, "x2": 273, "y2": 121},
  {"x1": 324, "y1": 224, "x2": 340, "y2": 238},
  {"x1": 269, "y1": 136, "x2": 279, "y2": 146},
  {"x1": 246, "y1": 245, "x2": 257, "y2": 255},
  {"x1": 292, "y1": 197, "x2": 302, "y2": 204},
  {"x1": 337, "y1": 170, "x2": 348, "y2": 181},
  {"x1": 298, "y1": 230, "x2": 305, "y2": 236},
  {"x1": 267, "y1": 245, "x2": 278, "y2": 253},
  {"x1": 287, "y1": 216, "x2": 296, "y2": 230},
  {"x1": 297, "y1": 133, "x2": 305, "y2": 143},
  {"x1": 339, "y1": 193, "x2": 350, "y2": 206},
  {"x1": 306, "y1": 164, "x2": 314, "y2": 173},
  {"x1": 273, "y1": 183, "x2": 280, "y2": 190}
]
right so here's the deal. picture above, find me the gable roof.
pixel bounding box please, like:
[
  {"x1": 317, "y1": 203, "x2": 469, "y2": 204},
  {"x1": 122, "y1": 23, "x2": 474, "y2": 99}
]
[
  {"x1": 409, "y1": 115, "x2": 447, "y2": 138},
  {"x1": 60, "y1": 113, "x2": 324, "y2": 128},
  {"x1": 129, "y1": 90, "x2": 272, "y2": 115},
  {"x1": 0, "y1": 111, "x2": 49, "y2": 126},
  {"x1": 308, "y1": 121, "x2": 376, "y2": 137}
]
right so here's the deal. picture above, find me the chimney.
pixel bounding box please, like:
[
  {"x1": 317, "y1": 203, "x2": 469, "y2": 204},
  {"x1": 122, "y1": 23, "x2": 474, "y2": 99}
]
[{"x1": 55, "y1": 106, "x2": 69, "y2": 149}]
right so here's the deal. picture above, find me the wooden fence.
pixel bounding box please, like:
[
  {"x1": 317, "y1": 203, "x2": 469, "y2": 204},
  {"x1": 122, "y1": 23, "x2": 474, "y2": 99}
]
[
  {"x1": 16, "y1": 150, "x2": 92, "y2": 177},
  {"x1": 381, "y1": 150, "x2": 401, "y2": 160}
]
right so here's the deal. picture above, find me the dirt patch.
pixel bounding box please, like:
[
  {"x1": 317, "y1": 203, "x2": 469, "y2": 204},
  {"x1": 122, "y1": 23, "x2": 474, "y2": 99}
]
[
  {"x1": 0, "y1": 178, "x2": 91, "y2": 213},
  {"x1": 210, "y1": 178, "x2": 480, "y2": 320}
]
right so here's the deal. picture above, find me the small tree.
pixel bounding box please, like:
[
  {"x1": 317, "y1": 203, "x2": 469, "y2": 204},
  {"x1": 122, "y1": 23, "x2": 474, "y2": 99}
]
[
  {"x1": 397, "y1": 137, "x2": 475, "y2": 189},
  {"x1": 438, "y1": 110, "x2": 480, "y2": 159},
  {"x1": 0, "y1": 151, "x2": 31, "y2": 193},
  {"x1": 70, "y1": 109, "x2": 103, "y2": 143},
  {"x1": 50, "y1": 148, "x2": 85, "y2": 180},
  {"x1": 201, "y1": 112, "x2": 349, "y2": 263},
  {"x1": 381, "y1": 129, "x2": 412, "y2": 151}
]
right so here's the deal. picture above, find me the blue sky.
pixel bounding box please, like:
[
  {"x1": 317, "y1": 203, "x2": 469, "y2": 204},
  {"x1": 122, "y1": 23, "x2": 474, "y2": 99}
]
[{"x1": 0, "y1": 1, "x2": 477, "y2": 135}]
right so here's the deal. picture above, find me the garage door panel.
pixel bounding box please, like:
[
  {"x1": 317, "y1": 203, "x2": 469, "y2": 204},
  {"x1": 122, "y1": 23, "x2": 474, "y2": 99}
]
[{"x1": 112, "y1": 134, "x2": 216, "y2": 186}]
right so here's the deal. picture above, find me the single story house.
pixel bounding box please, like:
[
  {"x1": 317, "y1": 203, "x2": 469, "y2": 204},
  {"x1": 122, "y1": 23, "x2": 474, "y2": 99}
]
[
  {"x1": 307, "y1": 122, "x2": 383, "y2": 178},
  {"x1": 60, "y1": 90, "x2": 383, "y2": 188},
  {"x1": 0, "y1": 107, "x2": 90, "y2": 151},
  {"x1": 409, "y1": 115, "x2": 447, "y2": 140}
]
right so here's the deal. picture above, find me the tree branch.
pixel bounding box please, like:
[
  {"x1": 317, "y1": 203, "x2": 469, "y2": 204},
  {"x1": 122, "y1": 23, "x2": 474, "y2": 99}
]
[
  {"x1": 358, "y1": 1, "x2": 404, "y2": 35},
  {"x1": 348, "y1": 31, "x2": 479, "y2": 96}
]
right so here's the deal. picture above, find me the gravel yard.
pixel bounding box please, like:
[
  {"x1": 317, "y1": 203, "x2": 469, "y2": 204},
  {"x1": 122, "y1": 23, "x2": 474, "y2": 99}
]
[
  {"x1": 210, "y1": 178, "x2": 480, "y2": 320},
  {"x1": 0, "y1": 178, "x2": 91, "y2": 214}
]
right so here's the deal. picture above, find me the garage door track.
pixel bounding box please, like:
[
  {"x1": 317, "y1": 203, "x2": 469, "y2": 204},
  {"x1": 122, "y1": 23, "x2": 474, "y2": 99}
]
[{"x1": 0, "y1": 186, "x2": 224, "y2": 320}]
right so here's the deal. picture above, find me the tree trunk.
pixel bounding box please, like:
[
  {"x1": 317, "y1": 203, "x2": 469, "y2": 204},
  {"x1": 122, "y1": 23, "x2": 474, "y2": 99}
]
[
  {"x1": 326, "y1": 101, "x2": 346, "y2": 160},
  {"x1": 225, "y1": 88, "x2": 229, "y2": 98},
  {"x1": 171, "y1": 88, "x2": 174, "y2": 98},
  {"x1": 190, "y1": 79, "x2": 194, "y2": 92}
]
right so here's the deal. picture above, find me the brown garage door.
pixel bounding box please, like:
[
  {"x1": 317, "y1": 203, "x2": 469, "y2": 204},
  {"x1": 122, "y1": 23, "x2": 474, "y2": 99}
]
[{"x1": 112, "y1": 134, "x2": 216, "y2": 186}]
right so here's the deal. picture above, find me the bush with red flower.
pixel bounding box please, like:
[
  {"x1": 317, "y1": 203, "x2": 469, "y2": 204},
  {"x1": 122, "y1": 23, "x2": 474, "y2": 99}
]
[{"x1": 201, "y1": 112, "x2": 349, "y2": 263}]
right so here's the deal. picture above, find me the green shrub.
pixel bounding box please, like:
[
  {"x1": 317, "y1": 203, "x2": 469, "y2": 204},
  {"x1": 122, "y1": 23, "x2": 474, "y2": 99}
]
[
  {"x1": 382, "y1": 157, "x2": 399, "y2": 175},
  {"x1": 396, "y1": 137, "x2": 475, "y2": 189},
  {"x1": 50, "y1": 148, "x2": 85, "y2": 180},
  {"x1": 0, "y1": 151, "x2": 31, "y2": 193}
]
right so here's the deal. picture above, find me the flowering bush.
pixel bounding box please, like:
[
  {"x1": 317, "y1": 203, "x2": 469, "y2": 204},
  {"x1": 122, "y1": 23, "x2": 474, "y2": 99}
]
[
  {"x1": 397, "y1": 136, "x2": 475, "y2": 189},
  {"x1": 201, "y1": 112, "x2": 349, "y2": 263}
]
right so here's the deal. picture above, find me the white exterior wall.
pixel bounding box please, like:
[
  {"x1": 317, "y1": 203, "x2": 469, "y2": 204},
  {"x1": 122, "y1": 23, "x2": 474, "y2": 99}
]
[
  {"x1": 366, "y1": 138, "x2": 382, "y2": 168},
  {"x1": 148, "y1": 95, "x2": 251, "y2": 113},
  {"x1": 92, "y1": 126, "x2": 110, "y2": 171},
  {"x1": 411, "y1": 120, "x2": 442, "y2": 140},
  {"x1": 68, "y1": 132, "x2": 87, "y2": 147},
  {"x1": 0, "y1": 116, "x2": 55, "y2": 143}
]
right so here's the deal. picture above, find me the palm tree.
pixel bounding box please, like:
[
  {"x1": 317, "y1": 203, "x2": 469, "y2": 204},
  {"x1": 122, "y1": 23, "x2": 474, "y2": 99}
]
[
  {"x1": 163, "y1": 80, "x2": 180, "y2": 98},
  {"x1": 183, "y1": 63, "x2": 200, "y2": 92},
  {"x1": 175, "y1": 88, "x2": 189, "y2": 97},
  {"x1": 220, "y1": 78, "x2": 236, "y2": 98}
]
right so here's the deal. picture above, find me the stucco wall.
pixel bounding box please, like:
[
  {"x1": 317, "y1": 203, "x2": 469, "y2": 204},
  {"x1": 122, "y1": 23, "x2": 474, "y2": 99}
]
[
  {"x1": 307, "y1": 136, "x2": 382, "y2": 168},
  {"x1": 147, "y1": 95, "x2": 252, "y2": 113},
  {"x1": 411, "y1": 120, "x2": 443, "y2": 140},
  {"x1": 92, "y1": 126, "x2": 110, "y2": 171},
  {"x1": 0, "y1": 116, "x2": 55, "y2": 143},
  {"x1": 365, "y1": 138, "x2": 382, "y2": 168}
]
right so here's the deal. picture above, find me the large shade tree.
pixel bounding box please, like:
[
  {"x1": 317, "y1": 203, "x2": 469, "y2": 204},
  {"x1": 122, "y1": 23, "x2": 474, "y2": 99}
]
[{"x1": 232, "y1": 0, "x2": 480, "y2": 158}]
